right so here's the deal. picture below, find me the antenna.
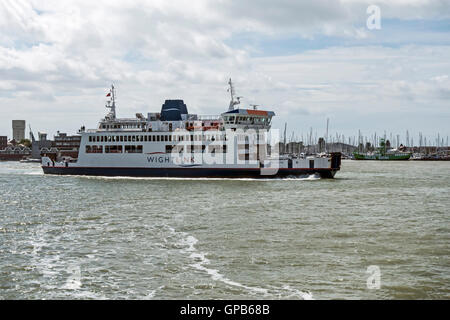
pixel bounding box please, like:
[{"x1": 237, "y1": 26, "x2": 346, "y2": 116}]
[
  {"x1": 250, "y1": 104, "x2": 259, "y2": 110},
  {"x1": 227, "y1": 78, "x2": 240, "y2": 111}
]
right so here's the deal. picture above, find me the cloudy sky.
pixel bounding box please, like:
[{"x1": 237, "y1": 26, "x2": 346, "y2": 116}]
[{"x1": 1, "y1": 0, "x2": 449, "y2": 144}]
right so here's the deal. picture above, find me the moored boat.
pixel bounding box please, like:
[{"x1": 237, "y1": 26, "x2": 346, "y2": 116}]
[{"x1": 353, "y1": 138, "x2": 411, "y2": 160}]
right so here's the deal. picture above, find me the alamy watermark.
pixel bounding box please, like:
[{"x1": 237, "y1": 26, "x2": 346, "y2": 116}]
[
  {"x1": 64, "y1": 265, "x2": 82, "y2": 290},
  {"x1": 366, "y1": 265, "x2": 381, "y2": 289},
  {"x1": 366, "y1": 5, "x2": 381, "y2": 30},
  {"x1": 157, "y1": 128, "x2": 281, "y2": 176}
]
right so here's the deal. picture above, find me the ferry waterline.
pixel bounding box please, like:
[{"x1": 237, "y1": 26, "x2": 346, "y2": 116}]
[{"x1": 42, "y1": 81, "x2": 341, "y2": 178}]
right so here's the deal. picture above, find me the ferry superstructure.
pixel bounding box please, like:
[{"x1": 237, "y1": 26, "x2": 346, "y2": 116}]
[{"x1": 42, "y1": 81, "x2": 341, "y2": 178}]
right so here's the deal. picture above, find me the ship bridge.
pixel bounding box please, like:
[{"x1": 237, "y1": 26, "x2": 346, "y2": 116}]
[{"x1": 221, "y1": 108, "x2": 275, "y2": 131}]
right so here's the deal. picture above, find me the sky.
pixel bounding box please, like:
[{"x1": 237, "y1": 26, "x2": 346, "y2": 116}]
[{"x1": 0, "y1": 0, "x2": 449, "y2": 145}]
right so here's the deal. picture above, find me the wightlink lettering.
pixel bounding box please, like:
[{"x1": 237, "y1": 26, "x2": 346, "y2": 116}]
[{"x1": 147, "y1": 156, "x2": 170, "y2": 163}]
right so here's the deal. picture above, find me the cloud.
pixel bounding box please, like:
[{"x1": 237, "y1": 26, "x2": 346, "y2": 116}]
[{"x1": 0, "y1": 0, "x2": 449, "y2": 138}]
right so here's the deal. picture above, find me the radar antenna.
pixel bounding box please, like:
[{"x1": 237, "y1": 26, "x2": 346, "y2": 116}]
[
  {"x1": 227, "y1": 78, "x2": 241, "y2": 111},
  {"x1": 250, "y1": 104, "x2": 259, "y2": 110}
]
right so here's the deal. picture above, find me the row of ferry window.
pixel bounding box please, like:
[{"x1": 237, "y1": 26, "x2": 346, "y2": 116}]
[
  {"x1": 88, "y1": 134, "x2": 264, "y2": 143},
  {"x1": 85, "y1": 145, "x2": 228, "y2": 154},
  {"x1": 167, "y1": 145, "x2": 227, "y2": 153},
  {"x1": 85, "y1": 145, "x2": 143, "y2": 154},
  {"x1": 100, "y1": 124, "x2": 145, "y2": 130},
  {"x1": 88, "y1": 134, "x2": 224, "y2": 143}
]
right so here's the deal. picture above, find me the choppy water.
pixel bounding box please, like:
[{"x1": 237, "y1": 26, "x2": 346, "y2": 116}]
[{"x1": 0, "y1": 160, "x2": 449, "y2": 300}]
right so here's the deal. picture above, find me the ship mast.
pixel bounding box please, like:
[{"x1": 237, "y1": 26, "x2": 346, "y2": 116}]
[
  {"x1": 227, "y1": 78, "x2": 241, "y2": 111},
  {"x1": 105, "y1": 84, "x2": 116, "y2": 120}
]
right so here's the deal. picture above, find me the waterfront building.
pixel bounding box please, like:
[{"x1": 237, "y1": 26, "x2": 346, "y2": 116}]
[
  {"x1": 12, "y1": 120, "x2": 26, "y2": 142},
  {"x1": 0, "y1": 136, "x2": 7, "y2": 150}
]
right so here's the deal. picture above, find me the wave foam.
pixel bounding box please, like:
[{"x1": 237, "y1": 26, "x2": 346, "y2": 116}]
[
  {"x1": 179, "y1": 235, "x2": 269, "y2": 295},
  {"x1": 176, "y1": 231, "x2": 313, "y2": 299}
]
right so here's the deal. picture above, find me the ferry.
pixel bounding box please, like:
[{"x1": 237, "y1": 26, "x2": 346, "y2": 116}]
[{"x1": 42, "y1": 81, "x2": 341, "y2": 178}]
